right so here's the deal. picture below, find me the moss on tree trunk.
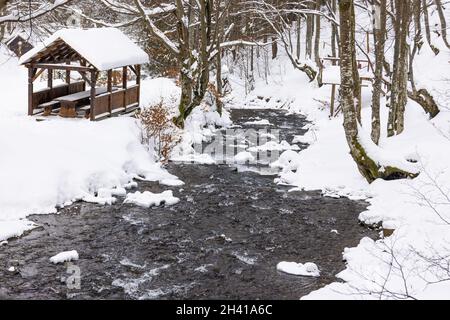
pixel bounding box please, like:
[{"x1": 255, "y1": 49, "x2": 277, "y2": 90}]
[{"x1": 339, "y1": 0, "x2": 418, "y2": 184}]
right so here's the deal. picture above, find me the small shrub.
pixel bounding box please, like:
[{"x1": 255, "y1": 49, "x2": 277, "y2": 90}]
[{"x1": 136, "y1": 101, "x2": 180, "y2": 163}]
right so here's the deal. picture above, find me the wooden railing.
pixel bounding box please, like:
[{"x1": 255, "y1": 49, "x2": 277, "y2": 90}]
[
  {"x1": 32, "y1": 81, "x2": 85, "y2": 113},
  {"x1": 92, "y1": 85, "x2": 139, "y2": 120}
]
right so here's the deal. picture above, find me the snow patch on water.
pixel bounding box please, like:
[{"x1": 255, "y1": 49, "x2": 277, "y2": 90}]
[
  {"x1": 49, "y1": 250, "x2": 79, "y2": 264},
  {"x1": 124, "y1": 190, "x2": 179, "y2": 208},
  {"x1": 277, "y1": 261, "x2": 320, "y2": 277}
]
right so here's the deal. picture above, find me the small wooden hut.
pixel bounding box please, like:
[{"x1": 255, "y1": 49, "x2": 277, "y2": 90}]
[
  {"x1": 19, "y1": 28, "x2": 149, "y2": 120},
  {"x1": 5, "y1": 33, "x2": 34, "y2": 57}
]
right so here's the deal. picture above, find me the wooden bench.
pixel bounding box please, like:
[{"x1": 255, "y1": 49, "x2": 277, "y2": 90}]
[
  {"x1": 55, "y1": 87, "x2": 108, "y2": 118},
  {"x1": 38, "y1": 101, "x2": 60, "y2": 116},
  {"x1": 79, "y1": 105, "x2": 91, "y2": 118}
]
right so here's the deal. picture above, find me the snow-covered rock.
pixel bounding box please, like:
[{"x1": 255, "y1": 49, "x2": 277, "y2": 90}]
[
  {"x1": 49, "y1": 250, "x2": 79, "y2": 264},
  {"x1": 124, "y1": 190, "x2": 179, "y2": 208},
  {"x1": 234, "y1": 151, "x2": 255, "y2": 164},
  {"x1": 277, "y1": 262, "x2": 320, "y2": 277}
]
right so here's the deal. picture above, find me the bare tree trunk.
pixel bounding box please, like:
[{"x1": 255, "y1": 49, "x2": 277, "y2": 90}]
[
  {"x1": 271, "y1": 37, "x2": 278, "y2": 59},
  {"x1": 408, "y1": 89, "x2": 440, "y2": 118},
  {"x1": 434, "y1": 0, "x2": 450, "y2": 49},
  {"x1": 408, "y1": 0, "x2": 440, "y2": 118},
  {"x1": 296, "y1": 15, "x2": 301, "y2": 59},
  {"x1": 305, "y1": 11, "x2": 313, "y2": 59},
  {"x1": 215, "y1": 0, "x2": 223, "y2": 116},
  {"x1": 314, "y1": 0, "x2": 322, "y2": 85},
  {"x1": 314, "y1": 0, "x2": 321, "y2": 66},
  {"x1": 340, "y1": 0, "x2": 378, "y2": 182},
  {"x1": 331, "y1": 0, "x2": 338, "y2": 60},
  {"x1": 388, "y1": 0, "x2": 411, "y2": 137},
  {"x1": 173, "y1": 0, "x2": 212, "y2": 127},
  {"x1": 422, "y1": 0, "x2": 437, "y2": 53},
  {"x1": 371, "y1": 0, "x2": 387, "y2": 145},
  {"x1": 339, "y1": 0, "x2": 417, "y2": 183}
]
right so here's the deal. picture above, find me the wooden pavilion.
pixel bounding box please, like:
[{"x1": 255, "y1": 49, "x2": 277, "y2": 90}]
[{"x1": 19, "y1": 28, "x2": 149, "y2": 121}]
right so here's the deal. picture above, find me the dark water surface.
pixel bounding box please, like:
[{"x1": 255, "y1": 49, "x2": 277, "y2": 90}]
[{"x1": 0, "y1": 109, "x2": 376, "y2": 300}]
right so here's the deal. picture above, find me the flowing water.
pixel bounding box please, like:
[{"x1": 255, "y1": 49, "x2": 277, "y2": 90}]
[{"x1": 0, "y1": 109, "x2": 377, "y2": 300}]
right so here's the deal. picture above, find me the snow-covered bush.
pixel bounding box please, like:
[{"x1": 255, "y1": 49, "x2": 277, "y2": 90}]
[{"x1": 136, "y1": 101, "x2": 181, "y2": 163}]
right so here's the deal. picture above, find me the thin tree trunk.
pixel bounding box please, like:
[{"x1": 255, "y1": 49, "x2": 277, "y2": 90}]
[
  {"x1": 305, "y1": 11, "x2": 313, "y2": 59},
  {"x1": 434, "y1": 0, "x2": 450, "y2": 49},
  {"x1": 422, "y1": 0, "x2": 434, "y2": 49},
  {"x1": 339, "y1": 0, "x2": 417, "y2": 183},
  {"x1": 296, "y1": 15, "x2": 301, "y2": 59},
  {"x1": 314, "y1": 0, "x2": 321, "y2": 66},
  {"x1": 331, "y1": 0, "x2": 338, "y2": 61},
  {"x1": 371, "y1": 0, "x2": 387, "y2": 145},
  {"x1": 388, "y1": 0, "x2": 411, "y2": 137},
  {"x1": 339, "y1": 0, "x2": 378, "y2": 182},
  {"x1": 314, "y1": 1, "x2": 322, "y2": 85},
  {"x1": 272, "y1": 37, "x2": 278, "y2": 59}
]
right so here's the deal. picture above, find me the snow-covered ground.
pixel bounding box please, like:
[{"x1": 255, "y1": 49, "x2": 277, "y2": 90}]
[{"x1": 226, "y1": 26, "x2": 450, "y2": 299}]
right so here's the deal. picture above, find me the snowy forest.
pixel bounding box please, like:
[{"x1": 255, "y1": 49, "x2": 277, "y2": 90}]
[{"x1": 0, "y1": 0, "x2": 449, "y2": 302}]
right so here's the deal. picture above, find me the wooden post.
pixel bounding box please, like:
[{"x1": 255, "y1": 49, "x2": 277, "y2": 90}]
[
  {"x1": 330, "y1": 84, "x2": 336, "y2": 117},
  {"x1": 47, "y1": 69, "x2": 53, "y2": 88},
  {"x1": 80, "y1": 59, "x2": 86, "y2": 90},
  {"x1": 28, "y1": 67, "x2": 35, "y2": 116},
  {"x1": 122, "y1": 66, "x2": 127, "y2": 110},
  {"x1": 122, "y1": 67, "x2": 127, "y2": 89},
  {"x1": 366, "y1": 31, "x2": 370, "y2": 53},
  {"x1": 66, "y1": 62, "x2": 71, "y2": 84},
  {"x1": 136, "y1": 64, "x2": 141, "y2": 106},
  {"x1": 107, "y1": 69, "x2": 112, "y2": 115},
  {"x1": 90, "y1": 70, "x2": 97, "y2": 121},
  {"x1": 357, "y1": 78, "x2": 363, "y2": 123}
]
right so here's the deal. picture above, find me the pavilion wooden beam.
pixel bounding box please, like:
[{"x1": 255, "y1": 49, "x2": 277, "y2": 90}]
[
  {"x1": 90, "y1": 70, "x2": 98, "y2": 121},
  {"x1": 77, "y1": 70, "x2": 92, "y2": 87},
  {"x1": 65, "y1": 61, "x2": 71, "y2": 84},
  {"x1": 136, "y1": 64, "x2": 141, "y2": 105},
  {"x1": 129, "y1": 65, "x2": 137, "y2": 76},
  {"x1": 48, "y1": 69, "x2": 53, "y2": 88},
  {"x1": 32, "y1": 68, "x2": 45, "y2": 82},
  {"x1": 122, "y1": 66, "x2": 127, "y2": 110},
  {"x1": 28, "y1": 67, "x2": 36, "y2": 116},
  {"x1": 30, "y1": 63, "x2": 96, "y2": 72},
  {"x1": 107, "y1": 69, "x2": 112, "y2": 114},
  {"x1": 122, "y1": 67, "x2": 128, "y2": 89}
]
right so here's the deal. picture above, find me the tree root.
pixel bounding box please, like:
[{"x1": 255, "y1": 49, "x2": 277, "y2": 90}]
[
  {"x1": 408, "y1": 88, "x2": 440, "y2": 118},
  {"x1": 351, "y1": 139, "x2": 419, "y2": 183}
]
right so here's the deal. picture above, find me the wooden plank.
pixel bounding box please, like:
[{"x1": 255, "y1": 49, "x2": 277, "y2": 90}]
[
  {"x1": 48, "y1": 69, "x2": 53, "y2": 88},
  {"x1": 90, "y1": 71, "x2": 97, "y2": 121},
  {"x1": 107, "y1": 69, "x2": 112, "y2": 114},
  {"x1": 330, "y1": 84, "x2": 336, "y2": 117},
  {"x1": 122, "y1": 66, "x2": 127, "y2": 110},
  {"x1": 122, "y1": 67, "x2": 127, "y2": 89},
  {"x1": 54, "y1": 87, "x2": 108, "y2": 102},
  {"x1": 66, "y1": 62, "x2": 71, "y2": 84},
  {"x1": 28, "y1": 67, "x2": 35, "y2": 116},
  {"x1": 136, "y1": 64, "x2": 141, "y2": 107},
  {"x1": 30, "y1": 63, "x2": 95, "y2": 72},
  {"x1": 32, "y1": 68, "x2": 45, "y2": 82},
  {"x1": 129, "y1": 65, "x2": 137, "y2": 76}
]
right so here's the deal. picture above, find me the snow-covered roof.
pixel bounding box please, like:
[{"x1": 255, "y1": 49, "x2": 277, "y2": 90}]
[
  {"x1": 5, "y1": 32, "x2": 31, "y2": 46},
  {"x1": 19, "y1": 28, "x2": 149, "y2": 71}
]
